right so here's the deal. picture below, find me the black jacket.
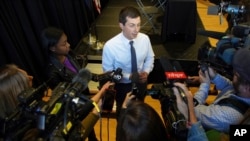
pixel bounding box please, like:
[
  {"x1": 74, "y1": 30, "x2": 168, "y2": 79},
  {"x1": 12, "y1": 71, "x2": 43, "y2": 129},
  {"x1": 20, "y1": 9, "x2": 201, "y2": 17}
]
[{"x1": 45, "y1": 52, "x2": 90, "y2": 95}]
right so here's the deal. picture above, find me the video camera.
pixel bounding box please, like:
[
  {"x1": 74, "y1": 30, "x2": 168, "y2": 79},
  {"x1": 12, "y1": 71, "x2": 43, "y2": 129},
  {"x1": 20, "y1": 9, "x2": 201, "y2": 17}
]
[
  {"x1": 1, "y1": 68, "x2": 123, "y2": 140},
  {"x1": 208, "y1": 1, "x2": 247, "y2": 27},
  {"x1": 147, "y1": 57, "x2": 188, "y2": 140},
  {"x1": 198, "y1": 1, "x2": 250, "y2": 80}
]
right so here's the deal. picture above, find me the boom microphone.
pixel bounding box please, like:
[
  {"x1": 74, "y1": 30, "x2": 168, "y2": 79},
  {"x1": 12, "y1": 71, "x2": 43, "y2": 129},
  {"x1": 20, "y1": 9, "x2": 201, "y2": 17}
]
[
  {"x1": 198, "y1": 30, "x2": 227, "y2": 40},
  {"x1": 68, "y1": 68, "x2": 92, "y2": 97}
]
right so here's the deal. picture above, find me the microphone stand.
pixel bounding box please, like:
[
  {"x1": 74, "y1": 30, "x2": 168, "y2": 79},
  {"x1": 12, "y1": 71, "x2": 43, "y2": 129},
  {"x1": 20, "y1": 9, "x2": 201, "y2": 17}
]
[{"x1": 83, "y1": 0, "x2": 104, "y2": 51}]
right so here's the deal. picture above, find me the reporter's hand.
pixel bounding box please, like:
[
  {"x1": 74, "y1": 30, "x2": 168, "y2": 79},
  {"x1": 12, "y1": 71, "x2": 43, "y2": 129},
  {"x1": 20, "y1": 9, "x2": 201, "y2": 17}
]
[
  {"x1": 187, "y1": 76, "x2": 200, "y2": 83},
  {"x1": 174, "y1": 82, "x2": 193, "y2": 100},
  {"x1": 91, "y1": 81, "x2": 114, "y2": 104},
  {"x1": 99, "y1": 81, "x2": 114, "y2": 93},
  {"x1": 207, "y1": 66, "x2": 217, "y2": 79},
  {"x1": 172, "y1": 86, "x2": 189, "y2": 120},
  {"x1": 122, "y1": 92, "x2": 135, "y2": 108},
  {"x1": 198, "y1": 69, "x2": 210, "y2": 84}
]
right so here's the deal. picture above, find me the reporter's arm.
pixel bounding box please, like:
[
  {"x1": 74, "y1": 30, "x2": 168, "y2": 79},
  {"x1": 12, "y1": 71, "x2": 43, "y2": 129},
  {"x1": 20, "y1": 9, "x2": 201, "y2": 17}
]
[
  {"x1": 173, "y1": 82, "x2": 208, "y2": 141},
  {"x1": 187, "y1": 121, "x2": 208, "y2": 141},
  {"x1": 90, "y1": 81, "x2": 113, "y2": 103},
  {"x1": 187, "y1": 97, "x2": 208, "y2": 141},
  {"x1": 81, "y1": 113, "x2": 100, "y2": 140}
]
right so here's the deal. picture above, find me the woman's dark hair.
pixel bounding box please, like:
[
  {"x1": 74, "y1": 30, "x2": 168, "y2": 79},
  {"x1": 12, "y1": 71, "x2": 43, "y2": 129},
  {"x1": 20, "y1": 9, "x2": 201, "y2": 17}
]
[
  {"x1": 116, "y1": 101, "x2": 168, "y2": 141},
  {"x1": 40, "y1": 27, "x2": 64, "y2": 61},
  {"x1": 119, "y1": 6, "x2": 141, "y2": 25}
]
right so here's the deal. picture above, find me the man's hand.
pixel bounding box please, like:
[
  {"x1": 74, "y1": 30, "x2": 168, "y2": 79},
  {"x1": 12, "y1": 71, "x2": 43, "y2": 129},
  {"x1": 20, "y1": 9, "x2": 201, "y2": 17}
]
[{"x1": 138, "y1": 72, "x2": 148, "y2": 83}]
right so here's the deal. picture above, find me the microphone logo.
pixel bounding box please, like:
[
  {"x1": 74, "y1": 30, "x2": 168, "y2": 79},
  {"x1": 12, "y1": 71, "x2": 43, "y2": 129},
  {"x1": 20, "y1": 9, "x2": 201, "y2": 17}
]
[
  {"x1": 112, "y1": 74, "x2": 122, "y2": 81},
  {"x1": 165, "y1": 72, "x2": 187, "y2": 79}
]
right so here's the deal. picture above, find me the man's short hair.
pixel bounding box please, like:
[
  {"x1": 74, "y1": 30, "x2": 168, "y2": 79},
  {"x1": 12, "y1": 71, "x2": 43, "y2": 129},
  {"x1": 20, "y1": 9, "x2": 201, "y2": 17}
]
[{"x1": 119, "y1": 6, "x2": 141, "y2": 25}]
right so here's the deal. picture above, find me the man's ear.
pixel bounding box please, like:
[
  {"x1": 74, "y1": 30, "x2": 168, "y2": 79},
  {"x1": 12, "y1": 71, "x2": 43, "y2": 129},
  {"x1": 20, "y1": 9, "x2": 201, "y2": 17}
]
[{"x1": 119, "y1": 23, "x2": 123, "y2": 29}]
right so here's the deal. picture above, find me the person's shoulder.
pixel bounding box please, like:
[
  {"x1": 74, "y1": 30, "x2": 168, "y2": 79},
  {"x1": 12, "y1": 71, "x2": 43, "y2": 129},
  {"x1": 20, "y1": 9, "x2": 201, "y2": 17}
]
[
  {"x1": 104, "y1": 33, "x2": 123, "y2": 46},
  {"x1": 138, "y1": 32, "x2": 150, "y2": 39},
  {"x1": 106, "y1": 33, "x2": 122, "y2": 42}
]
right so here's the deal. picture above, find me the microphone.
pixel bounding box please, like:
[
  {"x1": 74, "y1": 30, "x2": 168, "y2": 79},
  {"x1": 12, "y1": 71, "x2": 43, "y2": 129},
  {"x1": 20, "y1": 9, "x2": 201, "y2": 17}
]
[
  {"x1": 172, "y1": 60, "x2": 187, "y2": 80},
  {"x1": 92, "y1": 68, "x2": 123, "y2": 83},
  {"x1": 197, "y1": 29, "x2": 227, "y2": 40},
  {"x1": 112, "y1": 67, "x2": 123, "y2": 83},
  {"x1": 91, "y1": 71, "x2": 113, "y2": 82},
  {"x1": 130, "y1": 72, "x2": 139, "y2": 83},
  {"x1": 159, "y1": 56, "x2": 187, "y2": 81},
  {"x1": 68, "y1": 68, "x2": 92, "y2": 97}
]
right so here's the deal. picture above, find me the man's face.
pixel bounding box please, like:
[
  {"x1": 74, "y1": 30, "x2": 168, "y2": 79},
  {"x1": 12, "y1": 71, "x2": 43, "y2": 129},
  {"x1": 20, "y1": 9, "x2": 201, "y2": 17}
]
[
  {"x1": 119, "y1": 16, "x2": 141, "y2": 40},
  {"x1": 233, "y1": 71, "x2": 243, "y2": 95}
]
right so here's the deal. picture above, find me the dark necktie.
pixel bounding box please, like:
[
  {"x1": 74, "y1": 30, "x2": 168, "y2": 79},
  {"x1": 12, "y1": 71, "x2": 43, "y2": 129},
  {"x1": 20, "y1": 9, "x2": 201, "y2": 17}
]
[{"x1": 130, "y1": 41, "x2": 137, "y2": 73}]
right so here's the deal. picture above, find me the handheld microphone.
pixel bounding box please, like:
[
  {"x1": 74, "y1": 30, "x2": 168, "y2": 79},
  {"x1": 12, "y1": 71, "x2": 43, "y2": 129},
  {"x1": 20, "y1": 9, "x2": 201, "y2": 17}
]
[
  {"x1": 112, "y1": 67, "x2": 123, "y2": 83},
  {"x1": 173, "y1": 61, "x2": 187, "y2": 80},
  {"x1": 91, "y1": 71, "x2": 113, "y2": 82},
  {"x1": 92, "y1": 68, "x2": 123, "y2": 83},
  {"x1": 159, "y1": 56, "x2": 187, "y2": 81},
  {"x1": 130, "y1": 72, "x2": 139, "y2": 83}
]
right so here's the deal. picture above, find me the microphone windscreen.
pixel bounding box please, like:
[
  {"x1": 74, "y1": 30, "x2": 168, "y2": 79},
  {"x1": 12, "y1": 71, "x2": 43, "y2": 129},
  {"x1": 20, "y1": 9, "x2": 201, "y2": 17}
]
[
  {"x1": 72, "y1": 68, "x2": 92, "y2": 85},
  {"x1": 159, "y1": 56, "x2": 174, "y2": 72},
  {"x1": 172, "y1": 61, "x2": 183, "y2": 72}
]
